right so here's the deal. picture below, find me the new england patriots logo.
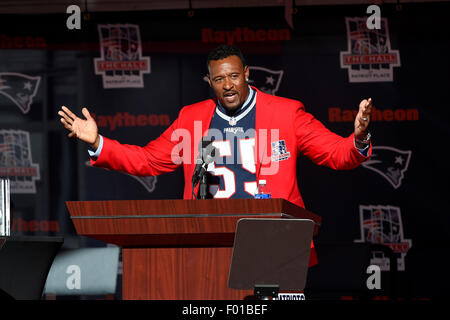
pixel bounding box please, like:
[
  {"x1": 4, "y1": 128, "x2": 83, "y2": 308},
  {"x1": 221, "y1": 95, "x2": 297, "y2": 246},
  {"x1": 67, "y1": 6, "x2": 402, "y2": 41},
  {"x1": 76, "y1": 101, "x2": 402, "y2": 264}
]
[
  {"x1": 84, "y1": 161, "x2": 157, "y2": 193},
  {"x1": 271, "y1": 140, "x2": 291, "y2": 162},
  {"x1": 362, "y1": 146, "x2": 411, "y2": 189},
  {"x1": 0, "y1": 73, "x2": 41, "y2": 114},
  {"x1": 126, "y1": 175, "x2": 157, "y2": 193},
  {"x1": 247, "y1": 66, "x2": 283, "y2": 95}
]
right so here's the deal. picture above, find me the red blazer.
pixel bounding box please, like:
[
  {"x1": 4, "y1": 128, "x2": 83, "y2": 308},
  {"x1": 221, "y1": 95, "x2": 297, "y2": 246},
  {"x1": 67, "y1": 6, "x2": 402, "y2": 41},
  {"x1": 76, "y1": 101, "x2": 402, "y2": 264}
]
[
  {"x1": 92, "y1": 87, "x2": 372, "y2": 266},
  {"x1": 93, "y1": 87, "x2": 371, "y2": 207}
]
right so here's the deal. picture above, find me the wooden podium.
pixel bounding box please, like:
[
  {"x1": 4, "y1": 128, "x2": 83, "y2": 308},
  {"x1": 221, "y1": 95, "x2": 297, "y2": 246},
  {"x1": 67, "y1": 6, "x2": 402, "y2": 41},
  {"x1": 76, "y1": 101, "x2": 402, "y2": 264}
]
[{"x1": 66, "y1": 198, "x2": 321, "y2": 300}]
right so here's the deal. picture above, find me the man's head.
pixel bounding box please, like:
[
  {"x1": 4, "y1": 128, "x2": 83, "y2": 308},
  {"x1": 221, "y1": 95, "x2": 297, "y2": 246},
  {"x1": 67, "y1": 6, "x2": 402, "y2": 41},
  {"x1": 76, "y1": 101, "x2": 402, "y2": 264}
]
[{"x1": 206, "y1": 45, "x2": 250, "y2": 112}]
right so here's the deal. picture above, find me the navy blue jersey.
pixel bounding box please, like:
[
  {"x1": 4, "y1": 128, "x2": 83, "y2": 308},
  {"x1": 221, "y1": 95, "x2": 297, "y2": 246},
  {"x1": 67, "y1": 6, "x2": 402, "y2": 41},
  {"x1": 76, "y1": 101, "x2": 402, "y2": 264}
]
[{"x1": 205, "y1": 87, "x2": 258, "y2": 199}]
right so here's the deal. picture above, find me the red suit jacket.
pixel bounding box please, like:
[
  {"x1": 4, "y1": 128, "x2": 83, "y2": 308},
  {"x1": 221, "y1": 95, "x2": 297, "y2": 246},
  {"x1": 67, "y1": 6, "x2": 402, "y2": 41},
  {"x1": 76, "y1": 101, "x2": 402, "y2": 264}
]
[{"x1": 92, "y1": 87, "x2": 372, "y2": 266}]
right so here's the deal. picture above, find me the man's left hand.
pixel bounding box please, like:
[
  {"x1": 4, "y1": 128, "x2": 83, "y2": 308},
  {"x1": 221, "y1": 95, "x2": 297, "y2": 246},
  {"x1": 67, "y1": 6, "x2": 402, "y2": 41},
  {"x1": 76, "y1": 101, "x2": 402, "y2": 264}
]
[{"x1": 354, "y1": 98, "x2": 372, "y2": 143}]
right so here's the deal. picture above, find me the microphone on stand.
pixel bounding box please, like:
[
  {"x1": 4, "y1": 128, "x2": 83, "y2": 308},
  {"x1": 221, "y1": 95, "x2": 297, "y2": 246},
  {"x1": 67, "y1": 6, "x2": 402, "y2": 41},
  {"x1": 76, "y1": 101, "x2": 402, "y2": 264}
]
[
  {"x1": 192, "y1": 138, "x2": 216, "y2": 197},
  {"x1": 192, "y1": 150, "x2": 216, "y2": 187}
]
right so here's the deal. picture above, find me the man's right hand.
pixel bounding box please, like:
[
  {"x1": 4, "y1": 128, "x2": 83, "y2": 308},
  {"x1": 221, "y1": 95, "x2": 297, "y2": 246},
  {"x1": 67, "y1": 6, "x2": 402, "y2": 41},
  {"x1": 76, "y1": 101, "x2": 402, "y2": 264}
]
[{"x1": 58, "y1": 106, "x2": 100, "y2": 150}]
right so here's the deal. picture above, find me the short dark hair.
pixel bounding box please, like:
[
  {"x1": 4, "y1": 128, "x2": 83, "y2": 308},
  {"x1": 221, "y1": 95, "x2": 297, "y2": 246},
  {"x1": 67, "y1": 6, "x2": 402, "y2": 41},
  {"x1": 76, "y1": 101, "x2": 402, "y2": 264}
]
[{"x1": 206, "y1": 44, "x2": 247, "y2": 72}]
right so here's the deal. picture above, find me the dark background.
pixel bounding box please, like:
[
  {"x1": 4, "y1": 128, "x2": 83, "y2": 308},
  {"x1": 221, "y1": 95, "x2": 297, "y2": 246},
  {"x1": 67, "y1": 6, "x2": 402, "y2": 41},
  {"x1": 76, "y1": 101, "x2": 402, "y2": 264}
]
[{"x1": 1, "y1": 1, "x2": 449, "y2": 300}]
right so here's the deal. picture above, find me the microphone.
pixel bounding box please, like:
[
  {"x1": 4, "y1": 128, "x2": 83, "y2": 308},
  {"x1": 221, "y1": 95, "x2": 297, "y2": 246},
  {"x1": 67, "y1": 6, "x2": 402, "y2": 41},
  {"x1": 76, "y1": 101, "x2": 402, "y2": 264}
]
[
  {"x1": 193, "y1": 149, "x2": 216, "y2": 187},
  {"x1": 192, "y1": 138, "x2": 216, "y2": 188},
  {"x1": 192, "y1": 138, "x2": 211, "y2": 181}
]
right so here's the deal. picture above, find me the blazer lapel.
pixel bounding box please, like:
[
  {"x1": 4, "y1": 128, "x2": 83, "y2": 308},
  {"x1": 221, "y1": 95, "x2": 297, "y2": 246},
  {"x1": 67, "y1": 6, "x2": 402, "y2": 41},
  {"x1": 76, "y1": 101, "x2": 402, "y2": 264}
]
[
  {"x1": 254, "y1": 87, "x2": 275, "y2": 179},
  {"x1": 200, "y1": 98, "x2": 217, "y2": 136}
]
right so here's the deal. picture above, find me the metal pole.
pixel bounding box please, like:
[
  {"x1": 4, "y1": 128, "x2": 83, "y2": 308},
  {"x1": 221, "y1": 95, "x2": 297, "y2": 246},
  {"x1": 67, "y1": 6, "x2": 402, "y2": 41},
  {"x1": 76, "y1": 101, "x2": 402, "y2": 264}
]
[{"x1": 0, "y1": 178, "x2": 10, "y2": 236}]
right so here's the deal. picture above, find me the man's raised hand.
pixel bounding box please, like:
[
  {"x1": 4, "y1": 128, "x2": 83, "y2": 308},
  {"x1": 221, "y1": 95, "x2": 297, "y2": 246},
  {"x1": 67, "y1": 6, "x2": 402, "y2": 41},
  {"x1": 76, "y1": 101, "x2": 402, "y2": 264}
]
[
  {"x1": 354, "y1": 98, "x2": 372, "y2": 141},
  {"x1": 58, "y1": 106, "x2": 100, "y2": 150}
]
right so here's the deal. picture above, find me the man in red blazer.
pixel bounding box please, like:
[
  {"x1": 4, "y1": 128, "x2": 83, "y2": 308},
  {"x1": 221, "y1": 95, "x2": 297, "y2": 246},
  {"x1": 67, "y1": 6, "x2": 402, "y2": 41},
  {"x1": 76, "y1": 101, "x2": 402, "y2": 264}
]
[{"x1": 59, "y1": 45, "x2": 373, "y2": 267}]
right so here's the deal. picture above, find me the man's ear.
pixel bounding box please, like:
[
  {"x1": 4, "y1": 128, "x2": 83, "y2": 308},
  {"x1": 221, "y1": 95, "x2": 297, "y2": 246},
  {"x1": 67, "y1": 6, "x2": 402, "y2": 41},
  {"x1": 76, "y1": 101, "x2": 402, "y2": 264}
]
[
  {"x1": 244, "y1": 65, "x2": 249, "y2": 82},
  {"x1": 206, "y1": 75, "x2": 212, "y2": 87}
]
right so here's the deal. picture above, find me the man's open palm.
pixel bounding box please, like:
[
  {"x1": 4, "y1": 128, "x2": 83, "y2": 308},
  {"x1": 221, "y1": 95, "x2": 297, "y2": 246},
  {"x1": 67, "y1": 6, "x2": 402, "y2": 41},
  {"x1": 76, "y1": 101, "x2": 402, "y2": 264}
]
[{"x1": 58, "y1": 106, "x2": 99, "y2": 149}]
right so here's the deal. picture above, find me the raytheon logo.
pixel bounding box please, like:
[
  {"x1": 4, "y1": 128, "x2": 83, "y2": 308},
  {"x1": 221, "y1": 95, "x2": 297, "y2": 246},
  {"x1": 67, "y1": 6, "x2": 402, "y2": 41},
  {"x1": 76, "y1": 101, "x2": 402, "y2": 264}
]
[
  {"x1": 329, "y1": 106, "x2": 419, "y2": 122},
  {"x1": 0, "y1": 34, "x2": 47, "y2": 49},
  {"x1": 91, "y1": 112, "x2": 171, "y2": 131},
  {"x1": 11, "y1": 218, "x2": 60, "y2": 233},
  {"x1": 201, "y1": 27, "x2": 291, "y2": 45}
]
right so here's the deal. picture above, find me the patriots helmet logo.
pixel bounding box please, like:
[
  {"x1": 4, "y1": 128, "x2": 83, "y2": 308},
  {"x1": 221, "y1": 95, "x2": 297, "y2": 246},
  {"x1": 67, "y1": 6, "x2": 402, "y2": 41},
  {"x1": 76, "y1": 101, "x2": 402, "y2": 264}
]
[
  {"x1": 129, "y1": 175, "x2": 158, "y2": 193},
  {"x1": 85, "y1": 161, "x2": 157, "y2": 193},
  {"x1": 247, "y1": 66, "x2": 283, "y2": 95},
  {"x1": 0, "y1": 73, "x2": 41, "y2": 114},
  {"x1": 362, "y1": 146, "x2": 412, "y2": 189}
]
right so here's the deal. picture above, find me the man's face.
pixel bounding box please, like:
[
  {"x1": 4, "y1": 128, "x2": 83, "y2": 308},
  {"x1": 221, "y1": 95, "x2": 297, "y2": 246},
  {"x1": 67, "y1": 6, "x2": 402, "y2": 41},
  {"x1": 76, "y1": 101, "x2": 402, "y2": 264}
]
[{"x1": 208, "y1": 55, "x2": 250, "y2": 112}]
